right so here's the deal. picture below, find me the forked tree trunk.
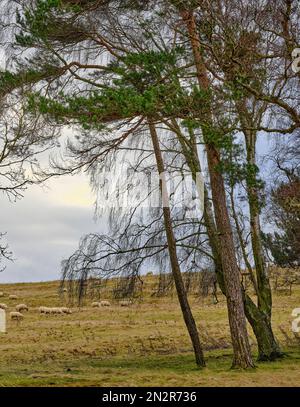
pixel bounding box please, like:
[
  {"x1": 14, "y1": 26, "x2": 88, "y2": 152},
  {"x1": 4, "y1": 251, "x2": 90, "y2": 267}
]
[
  {"x1": 207, "y1": 188, "x2": 281, "y2": 360},
  {"x1": 181, "y1": 9, "x2": 254, "y2": 368},
  {"x1": 169, "y1": 113, "x2": 282, "y2": 361},
  {"x1": 205, "y1": 145, "x2": 254, "y2": 368},
  {"x1": 231, "y1": 95, "x2": 282, "y2": 359},
  {"x1": 243, "y1": 130, "x2": 283, "y2": 360},
  {"x1": 148, "y1": 120, "x2": 206, "y2": 367},
  {"x1": 244, "y1": 294, "x2": 282, "y2": 360},
  {"x1": 245, "y1": 132, "x2": 272, "y2": 315}
]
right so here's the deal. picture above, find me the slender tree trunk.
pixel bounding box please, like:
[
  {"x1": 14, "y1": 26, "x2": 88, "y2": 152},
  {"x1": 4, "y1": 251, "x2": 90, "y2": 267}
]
[
  {"x1": 244, "y1": 131, "x2": 283, "y2": 360},
  {"x1": 201, "y1": 140, "x2": 282, "y2": 360},
  {"x1": 245, "y1": 133, "x2": 272, "y2": 314},
  {"x1": 231, "y1": 94, "x2": 282, "y2": 359},
  {"x1": 174, "y1": 122, "x2": 282, "y2": 360},
  {"x1": 244, "y1": 293, "x2": 282, "y2": 360},
  {"x1": 206, "y1": 145, "x2": 254, "y2": 368},
  {"x1": 180, "y1": 9, "x2": 254, "y2": 368},
  {"x1": 229, "y1": 181, "x2": 259, "y2": 295},
  {"x1": 148, "y1": 120, "x2": 206, "y2": 367}
]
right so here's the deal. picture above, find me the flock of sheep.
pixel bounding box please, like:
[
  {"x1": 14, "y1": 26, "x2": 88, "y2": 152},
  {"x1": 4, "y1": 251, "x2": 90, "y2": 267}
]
[
  {"x1": 0, "y1": 292, "x2": 34, "y2": 321},
  {"x1": 0, "y1": 292, "x2": 28, "y2": 321},
  {"x1": 92, "y1": 300, "x2": 133, "y2": 307},
  {"x1": 38, "y1": 306, "x2": 72, "y2": 315},
  {"x1": 0, "y1": 290, "x2": 133, "y2": 323}
]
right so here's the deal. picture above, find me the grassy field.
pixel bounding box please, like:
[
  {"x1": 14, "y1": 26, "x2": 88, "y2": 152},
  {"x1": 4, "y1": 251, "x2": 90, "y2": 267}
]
[{"x1": 0, "y1": 276, "x2": 299, "y2": 387}]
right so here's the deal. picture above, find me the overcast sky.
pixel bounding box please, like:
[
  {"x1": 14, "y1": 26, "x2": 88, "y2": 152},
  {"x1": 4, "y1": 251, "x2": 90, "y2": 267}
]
[
  {"x1": 0, "y1": 133, "x2": 273, "y2": 284},
  {"x1": 0, "y1": 174, "x2": 102, "y2": 283}
]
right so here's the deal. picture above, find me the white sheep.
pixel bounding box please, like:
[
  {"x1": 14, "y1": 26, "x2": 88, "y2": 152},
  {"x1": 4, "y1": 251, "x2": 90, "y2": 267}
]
[
  {"x1": 10, "y1": 311, "x2": 24, "y2": 321},
  {"x1": 16, "y1": 304, "x2": 29, "y2": 312},
  {"x1": 50, "y1": 307, "x2": 63, "y2": 314},
  {"x1": 39, "y1": 306, "x2": 71, "y2": 315},
  {"x1": 119, "y1": 299, "x2": 132, "y2": 307},
  {"x1": 39, "y1": 306, "x2": 45, "y2": 314},
  {"x1": 9, "y1": 294, "x2": 18, "y2": 300},
  {"x1": 92, "y1": 301, "x2": 100, "y2": 307},
  {"x1": 0, "y1": 291, "x2": 4, "y2": 297},
  {"x1": 100, "y1": 300, "x2": 111, "y2": 307},
  {"x1": 0, "y1": 303, "x2": 8, "y2": 310},
  {"x1": 54, "y1": 307, "x2": 71, "y2": 314},
  {"x1": 61, "y1": 307, "x2": 72, "y2": 314},
  {"x1": 39, "y1": 306, "x2": 51, "y2": 314}
]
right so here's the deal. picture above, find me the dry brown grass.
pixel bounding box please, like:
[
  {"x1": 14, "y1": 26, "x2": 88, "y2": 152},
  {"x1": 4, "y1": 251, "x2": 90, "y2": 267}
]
[{"x1": 0, "y1": 274, "x2": 299, "y2": 386}]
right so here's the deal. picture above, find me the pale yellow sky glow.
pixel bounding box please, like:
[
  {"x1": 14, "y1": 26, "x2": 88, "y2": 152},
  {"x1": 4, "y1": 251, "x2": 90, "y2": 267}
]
[
  {"x1": 47, "y1": 176, "x2": 95, "y2": 208},
  {"x1": 1, "y1": 173, "x2": 102, "y2": 283}
]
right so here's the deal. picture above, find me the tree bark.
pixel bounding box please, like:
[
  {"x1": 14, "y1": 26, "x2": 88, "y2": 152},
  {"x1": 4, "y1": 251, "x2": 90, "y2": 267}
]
[
  {"x1": 181, "y1": 9, "x2": 254, "y2": 368},
  {"x1": 244, "y1": 293, "x2": 282, "y2": 360},
  {"x1": 148, "y1": 120, "x2": 206, "y2": 367},
  {"x1": 205, "y1": 145, "x2": 254, "y2": 368},
  {"x1": 245, "y1": 132, "x2": 272, "y2": 314},
  {"x1": 243, "y1": 130, "x2": 283, "y2": 360},
  {"x1": 231, "y1": 94, "x2": 283, "y2": 359},
  {"x1": 194, "y1": 134, "x2": 282, "y2": 360}
]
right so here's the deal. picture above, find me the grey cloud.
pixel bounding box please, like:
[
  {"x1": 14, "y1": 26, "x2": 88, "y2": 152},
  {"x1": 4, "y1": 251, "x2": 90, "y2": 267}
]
[{"x1": 0, "y1": 189, "x2": 103, "y2": 283}]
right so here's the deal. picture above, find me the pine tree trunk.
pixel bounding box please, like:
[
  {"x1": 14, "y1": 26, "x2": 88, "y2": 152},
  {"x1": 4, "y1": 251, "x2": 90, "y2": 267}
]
[
  {"x1": 245, "y1": 133, "x2": 272, "y2": 315},
  {"x1": 244, "y1": 132, "x2": 283, "y2": 360},
  {"x1": 207, "y1": 189, "x2": 282, "y2": 360},
  {"x1": 244, "y1": 294, "x2": 282, "y2": 360},
  {"x1": 206, "y1": 145, "x2": 254, "y2": 368},
  {"x1": 174, "y1": 123, "x2": 282, "y2": 360},
  {"x1": 181, "y1": 9, "x2": 254, "y2": 368},
  {"x1": 148, "y1": 120, "x2": 206, "y2": 367}
]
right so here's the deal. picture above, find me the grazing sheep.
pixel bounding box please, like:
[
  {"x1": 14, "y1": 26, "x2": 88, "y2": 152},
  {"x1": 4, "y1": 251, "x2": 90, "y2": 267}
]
[
  {"x1": 50, "y1": 307, "x2": 63, "y2": 314},
  {"x1": 92, "y1": 302, "x2": 100, "y2": 307},
  {"x1": 39, "y1": 306, "x2": 51, "y2": 314},
  {"x1": 39, "y1": 306, "x2": 71, "y2": 315},
  {"x1": 0, "y1": 303, "x2": 8, "y2": 310},
  {"x1": 61, "y1": 307, "x2": 72, "y2": 314},
  {"x1": 9, "y1": 294, "x2": 18, "y2": 300},
  {"x1": 119, "y1": 299, "x2": 132, "y2": 307},
  {"x1": 16, "y1": 304, "x2": 29, "y2": 312},
  {"x1": 0, "y1": 292, "x2": 4, "y2": 297},
  {"x1": 100, "y1": 300, "x2": 111, "y2": 307},
  {"x1": 10, "y1": 311, "x2": 24, "y2": 321}
]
